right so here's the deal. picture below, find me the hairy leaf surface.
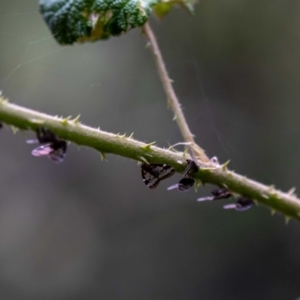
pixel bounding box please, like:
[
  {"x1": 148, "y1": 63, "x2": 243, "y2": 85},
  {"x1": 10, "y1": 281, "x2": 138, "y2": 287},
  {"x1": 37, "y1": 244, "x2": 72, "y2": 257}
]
[{"x1": 39, "y1": 0, "x2": 196, "y2": 44}]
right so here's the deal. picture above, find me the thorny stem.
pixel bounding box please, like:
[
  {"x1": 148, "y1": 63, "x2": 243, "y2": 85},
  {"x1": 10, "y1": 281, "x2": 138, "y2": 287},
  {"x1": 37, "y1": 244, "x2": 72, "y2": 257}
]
[
  {"x1": 143, "y1": 22, "x2": 210, "y2": 163},
  {"x1": 0, "y1": 99, "x2": 300, "y2": 222},
  {"x1": 141, "y1": 23, "x2": 300, "y2": 223}
]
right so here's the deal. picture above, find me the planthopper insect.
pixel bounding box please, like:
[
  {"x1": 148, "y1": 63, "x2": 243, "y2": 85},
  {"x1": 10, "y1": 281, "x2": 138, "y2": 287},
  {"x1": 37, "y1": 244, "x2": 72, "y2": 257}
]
[
  {"x1": 27, "y1": 127, "x2": 67, "y2": 163},
  {"x1": 141, "y1": 163, "x2": 176, "y2": 189}
]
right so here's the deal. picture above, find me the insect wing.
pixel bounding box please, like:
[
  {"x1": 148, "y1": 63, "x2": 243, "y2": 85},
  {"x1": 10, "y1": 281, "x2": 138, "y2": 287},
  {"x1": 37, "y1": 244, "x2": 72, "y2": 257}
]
[
  {"x1": 48, "y1": 148, "x2": 66, "y2": 163},
  {"x1": 197, "y1": 196, "x2": 215, "y2": 202},
  {"x1": 211, "y1": 188, "x2": 231, "y2": 199},
  {"x1": 235, "y1": 198, "x2": 253, "y2": 211},
  {"x1": 168, "y1": 177, "x2": 195, "y2": 192},
  {"x1": 31, "y1": 144, "x2": 53, "y2": 157},
  {"x1": 141, "y1": 163, "x2": 175, "y2": 189},
  {"x1": 183, "y1": 159, "x2": 199, "y2": 177},
  {"x1": 223, "y1": 198, "x2": 253, "y2": 212},
  {"x1": 167, "y1": 183, "x2": 180, "y2": 191},
  {"x1": 48, "y1": 141, "x2": 67, "y2": 163},
  {"x1": 26, "y1": 139, "x2": 39, "y2": 144},
  {"x1": 223, "y1": 204, "x2": 237, "y2": 210},
  {"x1": 198, "y1": 188, "x2": 232, "y2": 202}
]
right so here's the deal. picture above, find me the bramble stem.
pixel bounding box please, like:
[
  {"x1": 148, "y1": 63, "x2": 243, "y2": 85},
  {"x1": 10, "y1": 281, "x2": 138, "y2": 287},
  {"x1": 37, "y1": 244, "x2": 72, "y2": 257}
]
[
  {"x1": 0, "y1": 98, "x2": 300, "y2": 222},
  {"x1": 143, "y1": 22, "x2": 209, "y2": 163}
]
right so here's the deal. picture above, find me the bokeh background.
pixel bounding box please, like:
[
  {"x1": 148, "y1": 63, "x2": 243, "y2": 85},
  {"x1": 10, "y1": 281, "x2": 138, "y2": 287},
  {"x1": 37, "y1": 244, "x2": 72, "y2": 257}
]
[{"x1": 1, "y1": 0, "x2": 300, "y2": 299}]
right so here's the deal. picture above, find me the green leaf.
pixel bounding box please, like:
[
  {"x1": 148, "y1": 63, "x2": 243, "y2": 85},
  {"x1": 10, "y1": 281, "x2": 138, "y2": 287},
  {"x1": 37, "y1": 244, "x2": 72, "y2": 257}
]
[
  {"x1": 39, "y1": 0, "x2": 197, "y2": 45},
  {"x1": 153, "y1": 0, "x2": 196, "y2": 18}
]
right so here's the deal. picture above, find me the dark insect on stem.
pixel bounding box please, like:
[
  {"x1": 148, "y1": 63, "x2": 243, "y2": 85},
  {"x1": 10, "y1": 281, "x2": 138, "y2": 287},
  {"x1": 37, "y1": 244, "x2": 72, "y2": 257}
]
[
  {"x1": 183, "y1": 159, "x2": 199, "y2": 177},
  {"x1": 167, "y1": 177, "x2": 195, "y2": 192},
  {"x1": 36, "y1": 127, "x2": 58, "y2": 143},
  {"x1": 223, "y1": 197, "x2": 254, "y2": 211},
  {"x1": 27, "y1": 127, "x2": 67, "y2": 163},
  {"x1": 141, "y1": 163, "x2": 176, "y2": 189},
  {"x1": 0, "y1": 122, "x2": 3, "y2": 129},
  {"x1": 198, "y1": 188, "x2": 254, "y2": 212},
  {"x1": 168, "y1": 158, "x2": 199, "y2": 192},
  {"x1": 197, "y1": 188, "x2": 232, "y2": 202}
]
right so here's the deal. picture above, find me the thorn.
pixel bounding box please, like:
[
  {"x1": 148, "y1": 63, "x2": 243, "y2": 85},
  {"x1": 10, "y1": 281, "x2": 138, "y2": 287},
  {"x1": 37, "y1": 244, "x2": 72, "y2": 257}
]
[
  {"x1": 269, "y1": 189, "x2": 277, "y2": 197},
  {"x1": 61, "y1": 116, "x2": 72, "y2": 125},
  {"x1": 222, "y1": 183, "x2": 228, "y2": 189},
  {"x1": 231, "y1": 192, "x2": 239, "y2": 198},
  {"x1": 285, "y1": 215, "x2": 291, "y2": 225},
  {"x1": 72, "y1": 115, "x2": 81, "y2": 124},
  {"x1": 128, "y1": 132, "x2": 134, "y2": 139},
  {"x1": 262, "y1": 194, "x2": 269, "y2": 199},
  {"x1": 270, "y1": 209, "x2": 276, "y2": 216},
  {"x1": 141, "y1": 141, "x2": 156, "y2": 151},
  {"x1": 173, "y1": 115, "x2": 177, "y2": 121},
  {"x1": 182, "y1": 148, "x2": 188, "y2": 157},
  {"x1": 288, "y1": 187, "x2": 296, "y2": 195},
  {"x1": 139, "y1": 156, "x2": 150, "y2": 164},
  {"x1": 116, "y1": 133, "x2": 120, "y2": 137},
  {"x1": 11, "y1": 126, "x2": 18, "y2": 134},
  {"x1": 120, "y1": 133, "x2": 126, "y2": 138},
  {"x1": 221, "y1": 160, "x2": 230, "y2": 170},
  {"x1": 268, "y1": 185, "x2": 275, "y2": 192},
  {"x1": 195, "y1": 180, "x2": 203, "y2": 188},
  {"x1": 99, "y1": 152, "x2": 108, "y2": 161}
]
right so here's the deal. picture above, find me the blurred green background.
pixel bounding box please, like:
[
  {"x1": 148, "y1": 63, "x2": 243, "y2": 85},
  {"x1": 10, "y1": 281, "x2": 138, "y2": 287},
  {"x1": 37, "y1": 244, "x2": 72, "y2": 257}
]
[{"x1": 1, "y1": 0, "x2": 300, "y2": 299}]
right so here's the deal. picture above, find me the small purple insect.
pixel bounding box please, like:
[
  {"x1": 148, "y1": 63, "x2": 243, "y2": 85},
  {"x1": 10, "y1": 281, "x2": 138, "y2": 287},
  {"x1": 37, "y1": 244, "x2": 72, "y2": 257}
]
[
  {"x1": 27, "y1": 128, "x2": 67, "y2": 163},
  {"x1": 167, "y1": 177, "x2": 195, "y2": 192},
  {"x1": 197, "y1": 188, "x2": 232, "y2": 202},
  {"x1": 223, "y1": 197, "x2": 254, "y2": 212},
  {"x1": 197, "y1": 188, "x2": 254, "y2": 212}
]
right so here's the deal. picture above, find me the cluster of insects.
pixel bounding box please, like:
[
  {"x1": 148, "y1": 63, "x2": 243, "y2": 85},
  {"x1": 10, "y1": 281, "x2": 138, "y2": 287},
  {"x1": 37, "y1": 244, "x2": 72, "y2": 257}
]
[
  {"x1": 26, "y1": 127, "x2": 67, "y2": 163},
  {"x1": 1, "y1": 123, "x2": 253, "y2": 211},
  {"x1": 140, "y1": 155, "x2": 254, "y2": 212},
  {"x1": 197, "y1": 188, "x2": 254, "y2": 211}
]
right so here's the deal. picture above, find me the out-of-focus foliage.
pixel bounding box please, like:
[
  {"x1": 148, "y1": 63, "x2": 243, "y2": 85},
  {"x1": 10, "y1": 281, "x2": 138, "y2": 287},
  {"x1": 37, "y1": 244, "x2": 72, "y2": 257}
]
[{"x1": 39, "y1": 0, "x2": 196, "y2": 44}]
